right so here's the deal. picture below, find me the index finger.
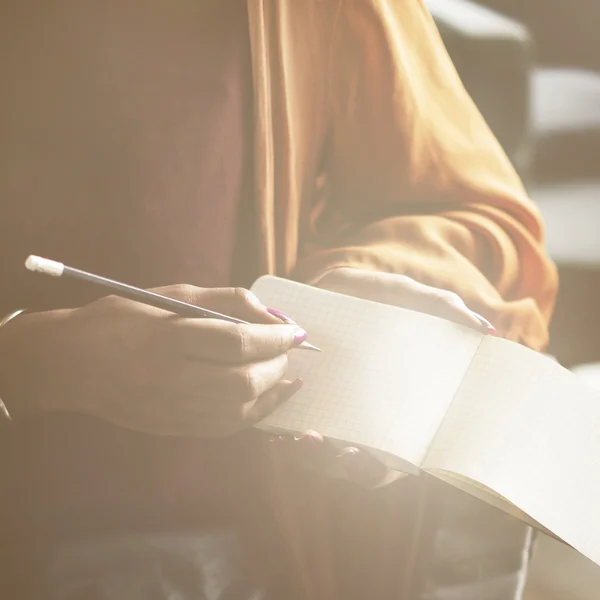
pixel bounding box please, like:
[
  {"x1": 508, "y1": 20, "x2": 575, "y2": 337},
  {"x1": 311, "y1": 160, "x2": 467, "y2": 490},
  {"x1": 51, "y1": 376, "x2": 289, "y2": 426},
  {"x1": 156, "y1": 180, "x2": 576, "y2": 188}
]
[{"x1": 167, "y1": 319, "x2": 308, "y2": 364}]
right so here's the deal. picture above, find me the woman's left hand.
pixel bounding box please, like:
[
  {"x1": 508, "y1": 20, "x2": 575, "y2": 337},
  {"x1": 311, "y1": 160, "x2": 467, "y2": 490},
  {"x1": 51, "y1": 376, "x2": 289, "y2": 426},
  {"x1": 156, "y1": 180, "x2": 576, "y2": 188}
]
[
  {"x1": 272, "y1": 267, "x2": 496, "y2": 488},
  {"x1": 316, "y1": 267, "x2": 495, "y2": 333}
]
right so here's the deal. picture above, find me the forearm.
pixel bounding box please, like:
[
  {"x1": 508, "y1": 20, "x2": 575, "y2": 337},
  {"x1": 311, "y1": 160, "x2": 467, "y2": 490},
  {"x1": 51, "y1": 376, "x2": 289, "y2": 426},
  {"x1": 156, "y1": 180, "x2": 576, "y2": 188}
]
[{"x1": 308, "y1": 0, "x2": 557, "y2": 351}]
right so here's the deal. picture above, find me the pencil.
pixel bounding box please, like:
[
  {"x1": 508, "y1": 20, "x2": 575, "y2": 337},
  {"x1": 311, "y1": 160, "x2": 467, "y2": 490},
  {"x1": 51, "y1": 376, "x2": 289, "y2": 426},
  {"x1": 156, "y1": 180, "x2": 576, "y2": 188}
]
[{"x1": 25, "y1": 255, "x2": 321, "y2": 352}]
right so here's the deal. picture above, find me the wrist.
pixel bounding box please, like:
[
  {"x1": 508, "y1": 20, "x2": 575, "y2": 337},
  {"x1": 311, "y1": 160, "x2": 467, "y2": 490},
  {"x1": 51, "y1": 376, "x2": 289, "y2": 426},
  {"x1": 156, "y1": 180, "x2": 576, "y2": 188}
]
[{"x1": 0, "y1": 308, "x2": 75, "y2": 419}]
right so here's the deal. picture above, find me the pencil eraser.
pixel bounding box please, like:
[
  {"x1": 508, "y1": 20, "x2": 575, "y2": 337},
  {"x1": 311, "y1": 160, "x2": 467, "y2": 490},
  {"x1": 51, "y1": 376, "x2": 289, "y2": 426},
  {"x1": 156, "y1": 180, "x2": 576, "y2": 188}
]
[{"x1": 25, "y1": 255, "x2": 64, "y2": 277}]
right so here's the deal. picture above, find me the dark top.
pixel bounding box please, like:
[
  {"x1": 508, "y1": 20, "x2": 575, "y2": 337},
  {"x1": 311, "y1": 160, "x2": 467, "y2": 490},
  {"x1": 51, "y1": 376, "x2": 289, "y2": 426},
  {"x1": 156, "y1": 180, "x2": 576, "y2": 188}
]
[
  {"x1": 0, "y1": 0, "x2": 255, "y2": 315},
  {"x1": 0, "y1": 0, "x2": 271, "y2": 540}
]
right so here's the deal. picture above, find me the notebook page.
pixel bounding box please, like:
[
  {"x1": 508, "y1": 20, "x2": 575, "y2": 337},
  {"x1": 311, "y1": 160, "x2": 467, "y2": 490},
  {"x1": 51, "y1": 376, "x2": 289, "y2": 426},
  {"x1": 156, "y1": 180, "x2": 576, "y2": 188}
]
[
  {"x1": 429, "y1": 471, "x2": 556, "y2": 535},
  {"x1": 424, "y1": 336, "x2": 600, "y2": 566},
  {"x1": 251, "y1": 276, "x2": 483, "y2": 468}
]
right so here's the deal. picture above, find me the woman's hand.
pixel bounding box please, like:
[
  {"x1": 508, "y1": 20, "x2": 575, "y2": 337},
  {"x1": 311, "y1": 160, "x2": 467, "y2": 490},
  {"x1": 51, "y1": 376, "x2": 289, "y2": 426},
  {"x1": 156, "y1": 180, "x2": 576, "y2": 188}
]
[
  {"x1": 0, "y1": 286, "x2": 305, "y2": 437},
  {"x1": 316, "y1": 267, "x2": 495, "y2": 333},
  {"x1": 279, "y1": 267, "x2": 496, "y2": 487}
]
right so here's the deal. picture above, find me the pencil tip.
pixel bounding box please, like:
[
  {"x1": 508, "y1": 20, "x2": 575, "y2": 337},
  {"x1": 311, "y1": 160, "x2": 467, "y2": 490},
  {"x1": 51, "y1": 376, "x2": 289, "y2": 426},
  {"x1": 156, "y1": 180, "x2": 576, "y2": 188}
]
[{"x1": 300, "y1": 341, "x2": 322, "y2": 352}]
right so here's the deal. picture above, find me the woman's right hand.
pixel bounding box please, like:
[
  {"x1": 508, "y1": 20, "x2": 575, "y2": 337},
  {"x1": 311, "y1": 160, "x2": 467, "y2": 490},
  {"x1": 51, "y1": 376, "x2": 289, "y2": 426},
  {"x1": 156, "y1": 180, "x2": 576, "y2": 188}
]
[{"x1": 0, "y1": 285, "x2": 305, "y2": 437}]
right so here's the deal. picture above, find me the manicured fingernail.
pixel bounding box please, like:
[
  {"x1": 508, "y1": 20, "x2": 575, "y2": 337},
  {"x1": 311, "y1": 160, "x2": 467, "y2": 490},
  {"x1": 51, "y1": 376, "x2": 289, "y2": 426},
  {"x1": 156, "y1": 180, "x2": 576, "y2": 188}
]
[
  {"x1": 336, "y1": 446, "x2": 360, "y2": 462},
  {"x1": 267, "y1": 307, "x2": 298, "y2": 325},
  {"x1": 472, "y1": 312, "x2": 496, "y2": 335},
  {"x1": 294, "y1": 328, "x2": 308, "y2": 345},
  {"x1": 337, "y1": 447, "x2": 367, "y2": 477},
  {"x1": 281, "y1": 377, "x2": 304, "y2": 402},
  {"x1": 294, "y1": 429, "x2": 323, "y2": 444}
]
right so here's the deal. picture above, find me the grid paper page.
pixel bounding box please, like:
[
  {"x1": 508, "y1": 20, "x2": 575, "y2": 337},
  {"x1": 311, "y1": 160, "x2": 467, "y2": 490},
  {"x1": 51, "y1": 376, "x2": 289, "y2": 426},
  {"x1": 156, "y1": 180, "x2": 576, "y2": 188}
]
[
  {"x1": 425, "y1": 335, "x2": 600, "y2": 567},
  {"x1": 251, "y1": 276, "x2": 483, "y2": 467}
]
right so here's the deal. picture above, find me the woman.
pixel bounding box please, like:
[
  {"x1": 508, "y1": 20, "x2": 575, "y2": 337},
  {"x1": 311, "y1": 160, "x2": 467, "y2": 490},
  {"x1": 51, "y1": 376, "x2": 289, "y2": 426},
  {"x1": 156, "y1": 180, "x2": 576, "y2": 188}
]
[{"x1": 0, "y1": 0, "x2": 557, "y2": 598}]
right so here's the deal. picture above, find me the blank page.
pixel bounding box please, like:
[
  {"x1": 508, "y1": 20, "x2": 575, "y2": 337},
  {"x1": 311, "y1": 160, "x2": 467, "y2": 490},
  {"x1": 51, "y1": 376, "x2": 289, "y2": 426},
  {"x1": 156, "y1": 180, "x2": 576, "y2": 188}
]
[
  {"x1": 425, "y1": 335, "x2": 600, "y2": 566},
  {"x1": 251, "y1": 276, "x2": 483, "y2": 468}
]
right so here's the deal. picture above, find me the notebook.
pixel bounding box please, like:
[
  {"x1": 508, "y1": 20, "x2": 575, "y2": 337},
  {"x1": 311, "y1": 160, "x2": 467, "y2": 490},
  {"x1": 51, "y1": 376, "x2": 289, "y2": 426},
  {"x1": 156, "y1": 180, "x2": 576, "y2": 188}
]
[{"x1": 251, "y1": 275, "x2": 600, "y2": 568}]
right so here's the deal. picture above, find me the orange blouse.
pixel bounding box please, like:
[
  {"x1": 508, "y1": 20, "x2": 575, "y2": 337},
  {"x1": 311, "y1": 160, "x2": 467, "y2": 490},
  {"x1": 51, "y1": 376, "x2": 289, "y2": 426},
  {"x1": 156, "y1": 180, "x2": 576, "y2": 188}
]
[
  {"x1": 249, "y1": 1, "x2": 558, "y2": 597},
  {"x1": 247, "y1": 0, "x2": 557, "y2": 352}
]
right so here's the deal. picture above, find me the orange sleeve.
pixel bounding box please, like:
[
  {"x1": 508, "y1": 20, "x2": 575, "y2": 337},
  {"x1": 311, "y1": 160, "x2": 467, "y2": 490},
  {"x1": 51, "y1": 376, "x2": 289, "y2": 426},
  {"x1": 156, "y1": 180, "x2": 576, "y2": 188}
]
[{"x1": 292, "y1": 0, "x2": 557, "y2": 351}]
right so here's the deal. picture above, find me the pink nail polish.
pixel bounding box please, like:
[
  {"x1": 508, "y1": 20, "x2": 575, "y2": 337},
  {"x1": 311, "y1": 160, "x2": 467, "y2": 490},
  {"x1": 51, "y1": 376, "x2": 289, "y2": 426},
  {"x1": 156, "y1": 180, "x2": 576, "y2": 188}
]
[
  {"x1": 472, "y1": 312, "x2": 496, "y2": 335},
  {"x1": 294, "y1": 328, "x2": 308, "y2": 345},
  {"x1": 267, "y1": 307, "x2": 298, "y2": 325},
  {"x1": 294, "y1": 429, "x2": 324, "y2": 444}
]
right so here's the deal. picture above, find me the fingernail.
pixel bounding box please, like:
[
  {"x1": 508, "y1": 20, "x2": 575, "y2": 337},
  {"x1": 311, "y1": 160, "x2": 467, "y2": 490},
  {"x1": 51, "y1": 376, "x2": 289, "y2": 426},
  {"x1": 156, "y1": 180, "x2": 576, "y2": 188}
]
[
  {"x1": 281, "y1": 377, "x2": 304, "y2": 402},
  {"x1": 294, "y1": 429, "x2": 324, "y2": 444},
  {"x1": 336, "y1": 446, "x2": 360, "y2": 462},
  {"x1": 267, "y1": 307, "x2": 298, "y2": 325},
  {"x1": 336, "y1": 447, "x2": 365, "y2": 476},
  {"x1": 472, "y1": 312, "x2": 496, "y2": 335},
  {"x1": 294, "y1": 328, "x2": 308, "y2": 345},
  {"x1": 293, "y1": 430, "x2": 324, "y2": 462}
]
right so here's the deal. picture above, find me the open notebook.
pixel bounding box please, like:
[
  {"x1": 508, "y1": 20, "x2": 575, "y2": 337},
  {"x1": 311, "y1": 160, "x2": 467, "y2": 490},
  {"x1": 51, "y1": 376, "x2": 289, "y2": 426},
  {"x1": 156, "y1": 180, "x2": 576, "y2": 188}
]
[{"x1": 251, "y1": 275, "x2": 600, "y2": 568}]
